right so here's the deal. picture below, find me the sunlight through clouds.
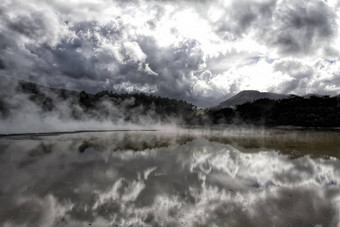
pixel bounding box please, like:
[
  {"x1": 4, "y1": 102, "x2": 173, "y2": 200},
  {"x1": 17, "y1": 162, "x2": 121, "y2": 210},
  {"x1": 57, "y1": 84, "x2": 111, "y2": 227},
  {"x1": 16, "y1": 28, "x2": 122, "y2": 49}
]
[{"x1": 0, "y1": 0, "x2": 339, "y2": 106}]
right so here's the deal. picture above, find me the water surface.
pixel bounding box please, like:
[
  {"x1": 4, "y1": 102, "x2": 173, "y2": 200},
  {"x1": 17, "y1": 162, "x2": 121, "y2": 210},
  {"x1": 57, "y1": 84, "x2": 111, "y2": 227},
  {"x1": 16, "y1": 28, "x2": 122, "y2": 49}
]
[{"x1": 0, "y1": 128, "x2": 339, "y2": 226}]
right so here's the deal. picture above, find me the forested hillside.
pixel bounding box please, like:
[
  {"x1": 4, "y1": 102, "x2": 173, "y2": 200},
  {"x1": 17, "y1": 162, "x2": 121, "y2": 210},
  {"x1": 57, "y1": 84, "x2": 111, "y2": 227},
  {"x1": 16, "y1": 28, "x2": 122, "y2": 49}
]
[
  {"x1": 207, "y1": 96, "x2": 340, "y2": 127},
  {"x1": 2, "y1": 80, "x2": 340, "y2": 128}
]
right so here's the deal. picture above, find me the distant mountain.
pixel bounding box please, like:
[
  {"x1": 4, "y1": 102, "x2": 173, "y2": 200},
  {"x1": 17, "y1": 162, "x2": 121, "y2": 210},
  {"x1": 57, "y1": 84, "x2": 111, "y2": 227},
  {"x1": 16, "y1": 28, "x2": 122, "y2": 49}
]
[
  {"x1": 2, "y1": 80, "x2": 340, "y2": 128},
  {"x1": 216, "y1": 90, "x2": 289, "y2": 108},
  {"x1": 303, "y1": 94, "x2": 340, "y2": 98},
  {"x1": 303, "y1": 94, "x2": 323, "y2": 98}
]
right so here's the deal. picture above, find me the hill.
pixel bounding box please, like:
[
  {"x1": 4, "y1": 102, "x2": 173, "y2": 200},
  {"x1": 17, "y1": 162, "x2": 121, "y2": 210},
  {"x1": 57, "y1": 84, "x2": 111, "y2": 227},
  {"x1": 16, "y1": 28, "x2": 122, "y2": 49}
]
[
  {"x1": 207, "y1": 95, "x2": 340, "y2": 127},
  {"x1": 0, "y1": 80, "x2": 200, "y2": 125},
  {"x1": 2, "y1": 79, "x2": 340, "y2": 128},
  {"x1": 216, "y1": 90, "x2": 288, "y2": 108}
]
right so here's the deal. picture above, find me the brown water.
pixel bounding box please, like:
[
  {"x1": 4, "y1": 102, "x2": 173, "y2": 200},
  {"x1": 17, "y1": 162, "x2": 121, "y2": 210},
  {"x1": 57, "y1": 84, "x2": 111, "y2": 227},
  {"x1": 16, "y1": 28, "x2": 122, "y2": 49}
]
[{"x1": 0, "y1": 128, "x2": 339, "y2": 226}]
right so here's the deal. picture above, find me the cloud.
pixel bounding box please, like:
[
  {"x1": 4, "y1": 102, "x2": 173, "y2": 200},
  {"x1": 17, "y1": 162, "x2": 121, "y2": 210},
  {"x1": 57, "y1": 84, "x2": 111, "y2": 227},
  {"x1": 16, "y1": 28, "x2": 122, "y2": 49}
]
[
  {"x1": 267, "y1": 0, "x2": 338, "y2": 56},
  {"x1": 273, "y1": 58, "x2": 340, "y2": 95},
  {"x1": 0, "y1": 58, "x2": 5, "y2": 69},
  {"x1": 0, "y1": 0, "x2": 339, "y2": 107},
  {"x1": 212, "y1": 0, "x2": 277, "y2": 39}
]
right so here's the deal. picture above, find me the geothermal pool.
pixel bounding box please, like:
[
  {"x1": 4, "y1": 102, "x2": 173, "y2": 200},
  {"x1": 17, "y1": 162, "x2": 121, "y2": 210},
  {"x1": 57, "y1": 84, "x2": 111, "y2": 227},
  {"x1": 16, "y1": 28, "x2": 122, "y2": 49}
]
[{"x1": 0, "y1": 128, "x2": 339, "y2": 226}]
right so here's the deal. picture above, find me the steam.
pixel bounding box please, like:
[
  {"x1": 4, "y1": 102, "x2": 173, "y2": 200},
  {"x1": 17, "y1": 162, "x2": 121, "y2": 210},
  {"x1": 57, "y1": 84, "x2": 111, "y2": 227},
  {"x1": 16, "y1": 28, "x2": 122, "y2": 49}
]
[{"x1": 0, "y1": 77, "x2": 178, "y2": 134}]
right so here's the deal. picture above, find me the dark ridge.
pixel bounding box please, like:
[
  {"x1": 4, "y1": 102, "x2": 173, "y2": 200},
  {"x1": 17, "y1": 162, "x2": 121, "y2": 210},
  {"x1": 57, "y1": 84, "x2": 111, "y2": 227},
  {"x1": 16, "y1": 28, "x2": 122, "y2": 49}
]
[
  {"x1": 0, "y1": 129, "x2": 158, "y2": 138},
  {"x1": 3, "y1": 79, "x2": 340, "y2": 128},
  {"x1": 14, "y1": 79, "x2": 200, "y2": 124},
  {"x1": 216, "y1": 90, "x2": 289, "y2": 108}
]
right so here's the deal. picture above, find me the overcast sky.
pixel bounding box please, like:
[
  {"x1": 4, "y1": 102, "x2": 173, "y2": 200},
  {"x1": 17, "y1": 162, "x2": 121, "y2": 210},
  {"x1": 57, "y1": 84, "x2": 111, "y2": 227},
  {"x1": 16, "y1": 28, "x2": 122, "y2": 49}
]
[{"x1": 0, "y1": 0, "x2": 339, "y2": 107}]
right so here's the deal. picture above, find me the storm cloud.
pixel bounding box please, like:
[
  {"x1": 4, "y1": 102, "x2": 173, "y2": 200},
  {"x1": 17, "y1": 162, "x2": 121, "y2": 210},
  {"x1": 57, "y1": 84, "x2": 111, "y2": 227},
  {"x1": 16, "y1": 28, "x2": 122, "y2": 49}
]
[{"x1": 0, "y1": 0, "x2": 339, "y2": 107}]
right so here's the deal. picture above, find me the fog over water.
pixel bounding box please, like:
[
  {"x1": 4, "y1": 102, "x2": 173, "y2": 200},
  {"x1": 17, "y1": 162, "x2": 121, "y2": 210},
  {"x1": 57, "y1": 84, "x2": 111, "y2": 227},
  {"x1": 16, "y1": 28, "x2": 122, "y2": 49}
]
[{"x1": 0, "y1": 129, "x2": 339, "y2": 227}]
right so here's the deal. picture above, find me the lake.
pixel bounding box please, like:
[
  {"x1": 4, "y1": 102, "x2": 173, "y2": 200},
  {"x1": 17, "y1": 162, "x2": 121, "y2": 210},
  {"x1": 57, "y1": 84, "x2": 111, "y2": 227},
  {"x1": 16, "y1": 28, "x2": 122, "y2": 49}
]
[{"x1": 0, "y1": 128, "x2": 339, "y2": 226}]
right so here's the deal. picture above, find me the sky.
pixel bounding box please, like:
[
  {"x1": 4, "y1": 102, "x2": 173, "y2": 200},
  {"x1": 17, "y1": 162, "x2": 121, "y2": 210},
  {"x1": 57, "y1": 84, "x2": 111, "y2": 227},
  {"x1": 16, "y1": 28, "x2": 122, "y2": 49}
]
[{"x1": 0, "y1": 0, "x2": 340, "y2": 107}]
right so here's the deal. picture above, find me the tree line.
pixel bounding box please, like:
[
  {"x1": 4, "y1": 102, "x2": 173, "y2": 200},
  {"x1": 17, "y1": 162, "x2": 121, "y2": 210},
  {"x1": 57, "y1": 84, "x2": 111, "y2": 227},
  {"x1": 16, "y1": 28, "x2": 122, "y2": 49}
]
[
  {"x1": 206, "y1": 96, "x2": 340, "y2": 127},
  {"x1": 7, "y1": 81, "x2": 340, "y2": 127}
]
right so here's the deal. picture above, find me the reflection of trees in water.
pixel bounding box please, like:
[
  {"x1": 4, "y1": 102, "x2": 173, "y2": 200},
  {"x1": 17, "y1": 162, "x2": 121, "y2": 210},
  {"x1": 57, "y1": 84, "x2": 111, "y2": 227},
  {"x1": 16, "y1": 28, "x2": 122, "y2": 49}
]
[
  {"x1": 74, "y1": 133, "x2": 195, "y2": 153},
  {"x1": 0, "y1": 132, "x2": 339, "y2": 226}
]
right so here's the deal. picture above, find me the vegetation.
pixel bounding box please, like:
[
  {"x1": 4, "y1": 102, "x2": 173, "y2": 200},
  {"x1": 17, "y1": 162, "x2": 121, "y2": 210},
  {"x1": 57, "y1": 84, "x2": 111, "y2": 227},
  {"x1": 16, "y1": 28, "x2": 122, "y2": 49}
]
[
  {"x1": 207, "y1": 96, "x2": 340, "y2": 127},
  {"x1": 11, "y1": 81, "x2": 340, "y2": 127},
  {"x1": 15, "y1": 81, "x2": 199, "y2": 124}
]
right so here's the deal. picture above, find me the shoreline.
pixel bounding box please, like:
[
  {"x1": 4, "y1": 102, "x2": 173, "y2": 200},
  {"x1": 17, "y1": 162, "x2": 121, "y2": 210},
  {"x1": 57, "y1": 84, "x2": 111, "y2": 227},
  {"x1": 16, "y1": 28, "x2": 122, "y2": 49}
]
[{"x1": 0, "y1": 129, "x2": 158, "y2": 138}]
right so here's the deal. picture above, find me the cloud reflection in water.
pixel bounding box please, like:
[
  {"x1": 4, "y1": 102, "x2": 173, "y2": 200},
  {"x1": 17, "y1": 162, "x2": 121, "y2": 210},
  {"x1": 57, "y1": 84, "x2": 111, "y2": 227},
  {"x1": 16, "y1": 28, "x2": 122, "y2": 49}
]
[{"x1": 0, "y1": 131, "x2": 339, "y2": 226}]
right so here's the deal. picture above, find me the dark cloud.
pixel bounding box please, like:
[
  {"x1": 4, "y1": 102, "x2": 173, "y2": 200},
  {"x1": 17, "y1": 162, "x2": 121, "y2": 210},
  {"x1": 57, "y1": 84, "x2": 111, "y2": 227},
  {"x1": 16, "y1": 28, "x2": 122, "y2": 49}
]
[
  {"x1": 0, "y1": 0, "x2": 339, "y2": 107},
  {"x1": 213, "y1": 0, "x2": 277, "y2": 39},
  {"x1": 268, "y1": 0, "x2": 337, "y2": 56},
  {"x1": 0, "y1": 58, "x2": 5, "y2": 69},
  {"x1": 212, "y1": 0, "x2": 338, "y2": 56},
  {"x1": 7, "y1": 14, "x2": 48, "y2": 39},
  {"x1": 139, "y1": 38, "x2": 205, "y2": 100}
]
